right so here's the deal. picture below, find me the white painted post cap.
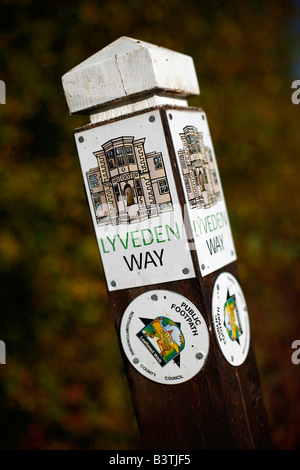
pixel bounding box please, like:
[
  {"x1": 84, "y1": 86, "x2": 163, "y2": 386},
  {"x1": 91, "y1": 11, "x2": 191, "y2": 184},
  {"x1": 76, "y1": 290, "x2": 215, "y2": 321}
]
[{"x1": 62, "y1": 36, "x2": 200, "y2": 115}]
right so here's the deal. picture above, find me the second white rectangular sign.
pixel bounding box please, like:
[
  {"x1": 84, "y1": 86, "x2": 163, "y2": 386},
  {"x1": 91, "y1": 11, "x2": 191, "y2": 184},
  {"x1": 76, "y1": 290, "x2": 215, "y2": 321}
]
[{"x1": 167, "y1": 108, "x2": 237, "y2": 276}]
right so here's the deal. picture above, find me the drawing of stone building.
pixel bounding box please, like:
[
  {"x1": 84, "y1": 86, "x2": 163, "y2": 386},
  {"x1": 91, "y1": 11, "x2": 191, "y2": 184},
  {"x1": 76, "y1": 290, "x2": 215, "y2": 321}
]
[
  {"x1": 86, "y1": 136, "x2": 173, "y2": 226},
  {"x1": 178, "y1": 125, "x2": 221, "y2": 209}
]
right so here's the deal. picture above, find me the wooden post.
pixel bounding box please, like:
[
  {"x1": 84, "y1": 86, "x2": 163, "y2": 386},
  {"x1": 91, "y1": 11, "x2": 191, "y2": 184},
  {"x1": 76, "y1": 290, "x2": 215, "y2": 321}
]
[{"x1": 62, "y1": 37, "x2": 271, "y2": 450}]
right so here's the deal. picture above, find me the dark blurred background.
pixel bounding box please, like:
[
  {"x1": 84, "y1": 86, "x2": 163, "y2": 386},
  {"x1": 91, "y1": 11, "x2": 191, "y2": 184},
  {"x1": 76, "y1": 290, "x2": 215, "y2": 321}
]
[{"x1": 0, "y1": 0, "x2": 299, "y2": 450}]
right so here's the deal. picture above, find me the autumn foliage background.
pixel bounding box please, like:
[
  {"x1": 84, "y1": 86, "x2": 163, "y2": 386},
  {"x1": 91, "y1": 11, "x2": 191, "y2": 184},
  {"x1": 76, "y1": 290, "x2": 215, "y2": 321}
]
[{"x1": 0, "y1": 0, "x2": 299, "y2": 450}]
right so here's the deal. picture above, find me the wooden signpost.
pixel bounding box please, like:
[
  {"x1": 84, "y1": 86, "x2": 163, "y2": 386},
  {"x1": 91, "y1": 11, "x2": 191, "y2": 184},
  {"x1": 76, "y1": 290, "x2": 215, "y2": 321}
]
[{"x1": 62, "y1": 37, "x2": 272, "y2": 450}]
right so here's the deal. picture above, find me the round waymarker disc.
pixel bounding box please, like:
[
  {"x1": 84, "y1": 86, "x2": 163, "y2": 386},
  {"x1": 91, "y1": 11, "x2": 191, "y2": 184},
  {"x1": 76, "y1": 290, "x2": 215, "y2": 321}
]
[
  {"x1": 211, "y1": 272, "x2": 250, "y2": 366},
  {"x1": 120, "y1": 290, "x2": 209, "y2": 385}
]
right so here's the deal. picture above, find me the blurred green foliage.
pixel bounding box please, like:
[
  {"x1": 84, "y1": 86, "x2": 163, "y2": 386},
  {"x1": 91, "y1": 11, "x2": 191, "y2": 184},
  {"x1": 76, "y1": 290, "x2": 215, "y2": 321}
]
[{"x1": 0, "y1": 0, "x2": 299, "y2": 449}]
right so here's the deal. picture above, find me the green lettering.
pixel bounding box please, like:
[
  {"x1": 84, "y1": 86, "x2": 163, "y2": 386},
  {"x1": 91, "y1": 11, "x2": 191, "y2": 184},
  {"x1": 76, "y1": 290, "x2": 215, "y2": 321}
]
[
  {"x1": 141, "y1": 228, "x2": 154, "y2": 246},
  {"x1": 201, "y1": 217, "x2": 208, "y2": 234},
  {"x1": 117, "y1": 233, "x2": 129, "y2": 249},
  {"x1": 165, "y1": 223, "x2": 181, "y2": 240},
  {"x1": 131, "y1": 230, "x2": 141, "y2": 248},
  {"x1": 100, "y1": 238, "x2": 109, "y2": 253},
  {"x1": 107, "y1": 235, "x2": 116, "y2": 251},
  {"x1": 207, "y1": 215, "x2": 213, "y2": 232},
  {"x1": 220, "y1": 211, "x2": 227, "y2": 226},
  {"x1": 211, "y1": 214, "x2": 217, "y2": 230},
  {"x1": 154, "y1": 225, "x2": 165, "y2": 243}
]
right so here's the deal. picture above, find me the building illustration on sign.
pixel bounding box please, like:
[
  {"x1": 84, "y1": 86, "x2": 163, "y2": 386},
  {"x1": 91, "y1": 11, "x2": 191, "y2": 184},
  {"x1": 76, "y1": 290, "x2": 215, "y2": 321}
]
[
  {"x1": 86, "y1": 135, "x2": 173, "y2": 226},
  {"x1": 177, "y1": 125, "x2": 221, "y2": 209}
]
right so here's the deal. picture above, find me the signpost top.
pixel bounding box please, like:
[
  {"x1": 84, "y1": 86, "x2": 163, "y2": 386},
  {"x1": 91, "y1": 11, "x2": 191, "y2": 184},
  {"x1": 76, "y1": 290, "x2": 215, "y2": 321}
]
[{"x1": 62, "y1": 36, "x2": 200, "y2": 117}]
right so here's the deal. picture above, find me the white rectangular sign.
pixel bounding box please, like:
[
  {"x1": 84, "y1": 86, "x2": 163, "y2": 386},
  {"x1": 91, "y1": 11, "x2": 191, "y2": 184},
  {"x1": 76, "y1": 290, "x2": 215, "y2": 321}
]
[
  {"x1": 75, "y1": 110, "x2": 195, "y2": 291},
  {"x1": 167, "y1": 108, "x2": 237, "y2": 276}
]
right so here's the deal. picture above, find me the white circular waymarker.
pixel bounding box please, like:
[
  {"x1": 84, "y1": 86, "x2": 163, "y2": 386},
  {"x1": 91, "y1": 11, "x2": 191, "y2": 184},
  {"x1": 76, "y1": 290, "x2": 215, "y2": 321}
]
[
  {"x1": 120, "y1": 290, "x2": 209, "y2": 385},
  {"x1": 211, "y1": 272, "x2": 250, "y2": 366}
]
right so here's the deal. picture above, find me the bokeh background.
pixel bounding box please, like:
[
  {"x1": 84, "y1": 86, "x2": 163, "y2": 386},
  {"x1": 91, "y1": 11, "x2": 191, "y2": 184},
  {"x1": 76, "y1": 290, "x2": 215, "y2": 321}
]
[{"x1": 0, "y1": 0, "x2": 299, "y2": 450}]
